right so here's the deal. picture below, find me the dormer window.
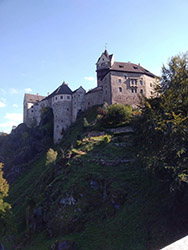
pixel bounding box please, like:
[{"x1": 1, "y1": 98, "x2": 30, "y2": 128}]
[{"x1": 119, "y1": 65, "x2": 124, "y2": 68}]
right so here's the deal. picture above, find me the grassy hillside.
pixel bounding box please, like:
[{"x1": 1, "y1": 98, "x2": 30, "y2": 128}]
[{"x1": 2, "y1": 105, "x2": 188, "y2": 250}]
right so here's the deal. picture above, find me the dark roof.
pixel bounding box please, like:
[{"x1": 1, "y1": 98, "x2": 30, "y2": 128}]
[
  {"x1": 72, "y1": 86, "x2": 85, "y2": 94},
  {"x1": 24, "y1": 93, "x2": 46, "y2": 103},
  {"x1": 44, "y1": 82, "x2": 72, "y2": 100},
  {"x1": 97, "y1": 50, "x2": 113, "y2": 63},
  {"x1": 86, "y1": 86, "x2": 103, "y2": 95},
  {"x1": 110, "y1": 61, "x2": 155, "y2": 77},
  {"x1": 104, "y1": 49, "x2": 110, "y2": 59}
]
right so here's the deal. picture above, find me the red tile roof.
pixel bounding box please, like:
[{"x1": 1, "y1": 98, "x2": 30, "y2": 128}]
[{"x1": 24, "y1": 93, "x2": 46, "y2": 103}]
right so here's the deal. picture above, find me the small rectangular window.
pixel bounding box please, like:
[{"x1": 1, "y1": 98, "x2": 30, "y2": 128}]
[
  {"x1": 140, "y1": 89, "x2": 143, "y2": 94},
  {"x1": 118, "y1": 79, "x2": 121, "y2": 83},
  {"x1": 150, "y1": 82, "x2": 153, "y2": 87},
  {"x1": 61, "y1": 96, "x2": 63, "y2": 99},
  {"x1": 67, "y1": 96, "x2": 70, "y2": 99},
  {"x1": 119, "y1": 87, "x2": 122, "y2": 92},
  {"x1": 135, "y1": 88, "x2": 137, "y2": 93},
  {"x1": 140, "y1": 80, "x2": 143, "y2": 85}
]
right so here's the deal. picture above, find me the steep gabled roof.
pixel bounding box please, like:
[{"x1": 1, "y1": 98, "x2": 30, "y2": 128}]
[
  {"x1": 72, "y1": 86, "x2": 86, "y2": 94},
  {"x1": 44, "y1": 82, "x2": 72, "y2": 100},
  {"x1": 24, "y1": 93, "x2": 46, "y2": 103},
  {"x1": 97, "y1": 49, "x2": 113, "y2": 63},
  {"x1": 110, "y1": 61, "x2": 155, "y2": 78}
]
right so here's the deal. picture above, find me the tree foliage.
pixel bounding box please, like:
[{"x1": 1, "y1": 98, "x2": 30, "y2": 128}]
[
  {"x1": 105, "y1": 104, "x2": 132, "y2": 125},
  {"x1": 135, "y1": 52, "x2": 188, "y2": 192},
  {"x1": 0, "y1": 162, "x2": 11, "y2": 236}
]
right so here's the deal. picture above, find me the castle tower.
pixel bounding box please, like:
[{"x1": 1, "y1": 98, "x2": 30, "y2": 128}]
[
  {"x1": 96, "y1": 50, "x2": 114, "y2": 87},
  {"x1": 51, "y1": 82, "x2": 72, "y2": 143}
]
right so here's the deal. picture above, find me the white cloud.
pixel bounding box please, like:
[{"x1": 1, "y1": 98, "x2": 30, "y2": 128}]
[
  {"x1": 0, "y1": 113, "x2": 23, "y2": 133},
  {"x1": 0, "y1": 121, "x2": 19, "y2": 133},
  {"x1": 0, "y1": 101, "x2": 6, "y2": 108},
  {"x1": 0, "y1": 121, "x2": 17, "y2": 128},
  {"x1": 84, "y1": 76, "x2": 95, "y2": 81},
  {"x1": 13, "y1": 104, "x2": 18, "y2": 108},
  {"x1": 10, "y1": 88, "x2": 19, "y2": 94},
  {"x1": 25, "y1": 88, "x2": 32, "y2": 93},
  {"x1": 5, "y1": 113, "x2": 23, "y2": 122}
]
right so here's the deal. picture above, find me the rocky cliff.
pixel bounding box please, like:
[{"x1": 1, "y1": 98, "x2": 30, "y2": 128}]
[{"x1": 1, "y1": 105, "x2": 188, "y2": 250}]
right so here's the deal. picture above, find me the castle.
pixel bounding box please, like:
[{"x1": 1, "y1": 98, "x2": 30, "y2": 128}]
[{"x1": 23, "y1": 50, "x2": 156, "y2": 143}]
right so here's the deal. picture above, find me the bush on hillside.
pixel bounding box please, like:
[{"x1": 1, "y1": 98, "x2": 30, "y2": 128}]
[
  {"x1": 105, "y1": 104, "x2": 132, "y2": 125},
  {"x1": 83, "y1": 117, "x2": 89, "y2": 128},
  {"x1": 46, "y1": 148, "x2": 58, "y2": 166}
]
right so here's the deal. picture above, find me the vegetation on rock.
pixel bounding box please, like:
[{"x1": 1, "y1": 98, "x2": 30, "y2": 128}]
[
  {"x1": 46, "y1": 148, "x2": 58, "y2": 166},
  {"x1": 0, "y1": 163, "x2": 11, "y2": 236},
  {"x1": 1, "y1": 52, "x2": 188, "y2": 250},
  {"x1": 135, "y1": 52, "x2": 188, "y2": 192}
]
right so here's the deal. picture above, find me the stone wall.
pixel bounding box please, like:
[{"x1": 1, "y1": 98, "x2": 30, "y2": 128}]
[
  {"x1": 84, "y1": 88, "x2": 103, "y2": 110},
  {"x1": 110, "y1": 71, "x2": 155, "y2": 108},
  {"x1": 72, "y1": 87, "x2": 86, "y2": 122},
  {"x1": 53, "y1": 100, "x2": 72, "y2": 143}
]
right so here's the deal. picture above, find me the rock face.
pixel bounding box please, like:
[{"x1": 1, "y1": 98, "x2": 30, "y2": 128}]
[
  {"x1": 50, "y1": 240, "x2": 75, "y2": 250},
  {"x1": 0, "y1": 242, "x2": 4, "y2": 250},
  {"x1": 0, "y1": 108, "x2": 53, "y2": 183}
]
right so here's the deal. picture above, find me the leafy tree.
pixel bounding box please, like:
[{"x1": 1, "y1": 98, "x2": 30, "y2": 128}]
[
  {"x1": 0, "y1": 162, "x2": 11, "y2": 236},
  {"x1": 106, "y1": 104, "x2": 132, "y2": 125},
  {"x1": 135, "y1": 52, "x2": 188, "y2": 192}
]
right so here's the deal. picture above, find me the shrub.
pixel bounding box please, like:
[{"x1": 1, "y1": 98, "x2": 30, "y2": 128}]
[
  {"x1": 83, "y1": 117, "x2": 89, "y2": 128},
  {"x1": 102, "y1": 135, "x2": 111, "y2": 144},
  {"x1": 46, "y1": 148, "x2": 58, "y2": 166},
  {"x1": 76, "y1": 140, "x2": 82, "y2": 147},
  {"x1": 105, "y1": 104, "x2": 132, "y2": 125}
]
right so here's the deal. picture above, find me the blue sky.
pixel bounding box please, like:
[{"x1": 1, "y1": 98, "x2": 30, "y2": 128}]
[{"x1": 0, "y1": 0, "x2": 188, "y2": 133}]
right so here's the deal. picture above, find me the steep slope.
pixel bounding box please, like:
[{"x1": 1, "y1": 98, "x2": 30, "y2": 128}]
[
  {"x1": 2, "y1": 106, "x2": 188, "y2": 250},
  {"x1": 0, "y1": 107, "x2": 54, "y2": 183}
]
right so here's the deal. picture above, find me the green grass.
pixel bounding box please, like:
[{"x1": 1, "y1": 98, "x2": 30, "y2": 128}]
[{"x1": 2, "y1": 105, "x2": 185, "y2": 250}]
